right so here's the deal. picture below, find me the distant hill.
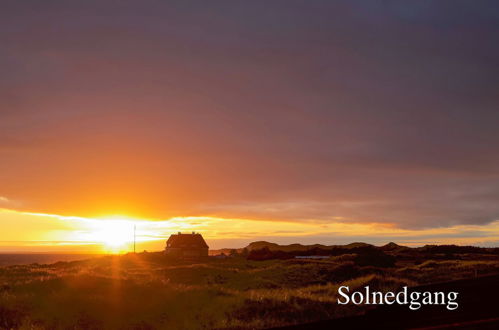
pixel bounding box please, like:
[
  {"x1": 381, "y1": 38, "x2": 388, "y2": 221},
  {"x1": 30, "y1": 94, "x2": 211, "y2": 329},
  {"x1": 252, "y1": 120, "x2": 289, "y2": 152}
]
[
  {"x1": 245, "y1": 241, "x2": 373, "y2": 252},
  {"x1": 246, "y1": 241, "x2": 328, "y2": 252},
  {"x1": 210, "y1": 241, "x2": 499, "y2": 257},
  {"x1": 379, "y1": 242, "x2": 411, "y2": 252},
  {"x1": 210, "y1": 241, "x2": 375, "y2": 255}
]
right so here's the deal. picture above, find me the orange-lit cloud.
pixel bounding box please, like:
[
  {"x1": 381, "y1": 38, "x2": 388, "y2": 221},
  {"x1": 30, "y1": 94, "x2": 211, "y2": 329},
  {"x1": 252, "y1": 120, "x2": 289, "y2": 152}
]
[{"x1": 1, "y1": 1, "x2": 499, "y2": 250}]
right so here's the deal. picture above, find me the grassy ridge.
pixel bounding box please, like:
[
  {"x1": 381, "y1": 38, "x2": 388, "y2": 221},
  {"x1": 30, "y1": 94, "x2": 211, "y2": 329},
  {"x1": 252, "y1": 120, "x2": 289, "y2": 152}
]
[{"x1": 0, "y1": 252, "x2": 498, "y2": 329}]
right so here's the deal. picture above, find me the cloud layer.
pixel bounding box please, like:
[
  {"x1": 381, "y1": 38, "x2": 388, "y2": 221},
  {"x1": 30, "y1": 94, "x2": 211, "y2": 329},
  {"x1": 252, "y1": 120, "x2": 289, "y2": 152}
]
[{"x1": 1, "y1": 1, "x2": 499, "y2": 229}]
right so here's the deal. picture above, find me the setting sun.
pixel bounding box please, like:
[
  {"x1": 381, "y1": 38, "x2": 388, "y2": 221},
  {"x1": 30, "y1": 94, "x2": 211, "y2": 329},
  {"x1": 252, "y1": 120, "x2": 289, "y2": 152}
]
[
  {"x1": 1, "y1": 1, "x2": 499, "y2": 329},
  {"x1": 90, "y1": 219, "x2": 135, "y2": 251}
]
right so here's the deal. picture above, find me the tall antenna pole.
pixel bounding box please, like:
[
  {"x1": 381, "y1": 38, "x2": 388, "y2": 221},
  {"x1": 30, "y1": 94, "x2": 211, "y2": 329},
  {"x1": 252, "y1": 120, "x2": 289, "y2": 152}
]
[{"x1": 133, "y1": 224, "x2": 136, "y2": 253}]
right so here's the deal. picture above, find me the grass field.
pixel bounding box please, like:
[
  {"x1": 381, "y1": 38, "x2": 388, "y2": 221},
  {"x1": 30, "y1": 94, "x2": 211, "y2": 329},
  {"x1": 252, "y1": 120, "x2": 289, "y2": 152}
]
[{"x1": 1, "y1": 250, "x2": 498, "y2": 329}]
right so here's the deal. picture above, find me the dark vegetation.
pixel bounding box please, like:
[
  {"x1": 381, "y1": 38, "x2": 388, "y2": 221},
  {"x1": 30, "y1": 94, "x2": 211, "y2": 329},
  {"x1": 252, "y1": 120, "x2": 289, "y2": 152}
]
[
  {"x1": 0, "y1": 242, "x2": 498, "y2": 329},
  {"x1": 246, "y1": 245, "x2": 396, "y2": 268}
]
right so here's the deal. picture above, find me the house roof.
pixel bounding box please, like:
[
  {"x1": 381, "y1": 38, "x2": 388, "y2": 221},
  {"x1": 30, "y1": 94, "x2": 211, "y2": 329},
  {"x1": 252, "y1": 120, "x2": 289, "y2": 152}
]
[{"x1": 166, "y1": 233, "x2": 209, "y2": 249}]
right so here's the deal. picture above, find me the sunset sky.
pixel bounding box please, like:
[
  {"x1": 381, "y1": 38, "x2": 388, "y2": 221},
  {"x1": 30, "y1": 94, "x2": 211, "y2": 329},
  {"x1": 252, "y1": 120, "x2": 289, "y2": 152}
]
[{"x1": 2, "y1": 1, "x2": 499, "y2": 252}]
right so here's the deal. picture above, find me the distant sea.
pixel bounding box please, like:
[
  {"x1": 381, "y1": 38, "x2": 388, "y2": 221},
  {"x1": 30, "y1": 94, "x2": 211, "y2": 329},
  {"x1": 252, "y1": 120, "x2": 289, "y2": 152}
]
[{"x1": 0, "y1": 254, "x2": 98, "y2": 267}]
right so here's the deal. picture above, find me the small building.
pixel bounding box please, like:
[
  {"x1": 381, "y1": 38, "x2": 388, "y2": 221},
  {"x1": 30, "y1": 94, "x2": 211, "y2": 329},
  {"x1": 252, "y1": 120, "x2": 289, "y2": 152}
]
[{"x1": 165, "y1": 232, "x2": 209, "y2": 258}]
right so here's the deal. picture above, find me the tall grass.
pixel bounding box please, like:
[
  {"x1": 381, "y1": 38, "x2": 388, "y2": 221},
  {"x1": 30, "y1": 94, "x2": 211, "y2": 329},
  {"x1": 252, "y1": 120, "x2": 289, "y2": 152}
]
[{"x1": 0, "y1": 254, "x2": 498, "y2": 329}]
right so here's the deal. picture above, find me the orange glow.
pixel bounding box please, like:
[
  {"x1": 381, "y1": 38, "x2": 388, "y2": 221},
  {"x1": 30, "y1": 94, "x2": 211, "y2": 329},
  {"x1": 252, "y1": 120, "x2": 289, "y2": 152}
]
[{"x1": 1, "y1": 208, "x2": 499, "y2": 253}]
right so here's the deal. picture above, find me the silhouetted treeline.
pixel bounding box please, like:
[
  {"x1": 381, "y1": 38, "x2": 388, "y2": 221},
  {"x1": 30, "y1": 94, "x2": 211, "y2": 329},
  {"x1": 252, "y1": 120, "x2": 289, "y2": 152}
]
[{"x1": 417, "y1": 245, "x2": 499, "y2": 255}]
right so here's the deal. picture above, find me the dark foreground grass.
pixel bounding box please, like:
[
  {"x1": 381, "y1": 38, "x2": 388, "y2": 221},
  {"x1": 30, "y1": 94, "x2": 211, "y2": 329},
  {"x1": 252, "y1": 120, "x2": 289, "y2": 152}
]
[{"x1": 0, "y1": 253, "x2": 498, "y2": 329}]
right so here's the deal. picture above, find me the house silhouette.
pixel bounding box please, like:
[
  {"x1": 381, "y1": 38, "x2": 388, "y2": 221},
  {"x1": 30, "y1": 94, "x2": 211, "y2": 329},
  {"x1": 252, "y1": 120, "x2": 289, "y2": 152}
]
[{"x1": 165, "y1": 232, "x2": 209, "y2": 258}]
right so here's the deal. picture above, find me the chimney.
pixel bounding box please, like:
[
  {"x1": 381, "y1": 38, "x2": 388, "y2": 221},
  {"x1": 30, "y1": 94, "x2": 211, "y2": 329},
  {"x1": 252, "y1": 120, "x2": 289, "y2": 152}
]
[
  {"x1": 178, "y1": 231, "x2": 181, "y2": 235},
  {"x1": 192, "y1": 231, "x2": 195, "y2": 234}
]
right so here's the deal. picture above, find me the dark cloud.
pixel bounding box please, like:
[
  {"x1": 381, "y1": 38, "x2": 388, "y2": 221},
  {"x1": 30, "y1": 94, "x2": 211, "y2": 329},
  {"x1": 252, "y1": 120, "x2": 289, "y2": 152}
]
[{"x1": 1, "y1": 0, "x2": 499, "y2": 228}]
